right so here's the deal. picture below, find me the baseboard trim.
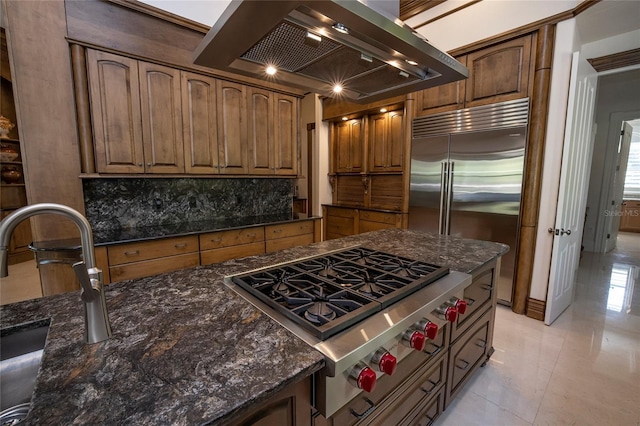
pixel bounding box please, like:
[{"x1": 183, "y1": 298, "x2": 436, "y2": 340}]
[{"x1": 525, "y1": 297, "x2": 546, "y2": 321}]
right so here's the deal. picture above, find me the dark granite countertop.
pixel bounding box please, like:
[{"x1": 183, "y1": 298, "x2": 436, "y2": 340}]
[
  {"x1": 28, "y1": 213, "x2": 319, "y2": 249},
  {"x1": 0, "y1": 229, "x2": 508, "y2": 425}
]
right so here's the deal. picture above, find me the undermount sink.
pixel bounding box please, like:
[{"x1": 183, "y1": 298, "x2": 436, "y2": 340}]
[{"x1": 0, "y1": 320, "x2": 50, "y2": 424}]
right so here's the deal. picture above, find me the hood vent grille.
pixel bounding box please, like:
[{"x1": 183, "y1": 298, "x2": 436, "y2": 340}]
[{"x1": 241, "y1": 22, "x2": 341, "y2": 72}]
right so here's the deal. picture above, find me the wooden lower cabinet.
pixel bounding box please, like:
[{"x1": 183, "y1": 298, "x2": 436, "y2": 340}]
[
  {"x1": 200, "y1": 227, "x2": 265, "y2": 265},
  {"x1": 446, "y1": 307, "x2": 493, "y2": 406},
  {"x1": 104, "y1": 220, "x2": 318, "y2": 282},
  {"x1": 265, "y1": 221, "x2": 316, "y2": 253},
  {"x1": 226, "y1": 376, "x2": 312, "y2": 426},
  {"x1": 620, "y1": 200, "x2": 640, "y2": 232},
  {"x1": 450, "y1": 266, "x2": 495, "y2": 342},
  {"x1": 323, "y1": 205, "x2": 402, "y2": 240},
  {"x1": 107, "y1": 235, "x2": 200, "y2": 282}
]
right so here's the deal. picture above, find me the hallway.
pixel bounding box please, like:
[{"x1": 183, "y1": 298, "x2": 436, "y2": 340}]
[{"x1": 438, "y1": 232, "x2": 640, "y2": 425}]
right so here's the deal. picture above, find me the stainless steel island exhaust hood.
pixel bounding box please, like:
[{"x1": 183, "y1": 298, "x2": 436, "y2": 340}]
[{"x1": 193, "y1": 0, "x2": 468, "y2": 103}]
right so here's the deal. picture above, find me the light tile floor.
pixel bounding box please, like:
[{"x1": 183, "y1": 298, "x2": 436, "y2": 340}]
[{"x1": 438, "y1": 232, "x2": 640, "y2": 426}]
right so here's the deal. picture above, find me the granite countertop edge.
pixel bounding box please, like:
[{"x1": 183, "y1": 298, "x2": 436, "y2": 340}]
[{"x1": 0, "y1": 229, "x2": 508, "y2": 425}]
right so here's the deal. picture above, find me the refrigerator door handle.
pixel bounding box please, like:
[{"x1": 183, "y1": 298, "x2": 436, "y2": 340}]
[
  {"x1": 445, "y1": 161, "x2": 455, "y2": 235},
  {"x1": 439, "y1": 161, "x2": 448, "y2": 234}
]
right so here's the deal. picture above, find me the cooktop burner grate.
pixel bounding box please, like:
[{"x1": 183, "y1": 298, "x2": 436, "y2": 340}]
[{"x1": 231, "y1": 247, "x2": 449, "y2": 340}]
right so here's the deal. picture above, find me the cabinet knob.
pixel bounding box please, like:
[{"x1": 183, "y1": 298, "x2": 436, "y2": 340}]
[
  {"x1": 147, "y1": 162, "x2": 151, "y2": 167},
  {"x1": 137, "y1": 163, "x2": 142, "y2": 167}
]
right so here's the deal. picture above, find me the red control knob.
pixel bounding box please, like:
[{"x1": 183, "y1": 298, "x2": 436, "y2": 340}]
[
  {"x1": 416, "y1": 318, "x2": 439, "y2": 340},
  {"x1": 349, "y1": 361, "x2": 377, "y2": 393},
  {"x1": 357, "y1": 367, "x2": 377, "y2": 393},
  {"x1": 444, "y1": 306, "x2": 458, "y2": 322},
  {"x1": 403, "y1": 330, "x2": 426, "y2": 351},
  {"x1": 423, "y1": 321, "x2": 439, "y2": 340},
  {"x1": 435, "y1": 305, "x2": 458, "y2": 323},
  {"x1": 455, "y1": 299, "x2": 467, "y2": 315},
  {"x1": 371, "y1": 348, "x2": 397, "y2": 375},
  {"x1": 378, "y1": 352, "x2": 397, "y2": 376}
]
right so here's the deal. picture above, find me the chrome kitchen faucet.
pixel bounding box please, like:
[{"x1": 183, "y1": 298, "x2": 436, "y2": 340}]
[{"x1": 0, "y1": 203, "x2": 112, "y2": 344}]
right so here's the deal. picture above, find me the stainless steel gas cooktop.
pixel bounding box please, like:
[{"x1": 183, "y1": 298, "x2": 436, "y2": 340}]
[{"x1": 229, "y1": 247, "x2": 449, "y2": 340}]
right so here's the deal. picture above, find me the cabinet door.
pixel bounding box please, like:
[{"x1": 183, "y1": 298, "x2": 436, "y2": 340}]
[
  {"x1": 334, "y1": 118, "x2": 363, "y2": 173},
  {"x1": 247, "y1": 87, "x2": 273, "y2": 174},
  {"x1": 273, "y1": 93, "x2": 298, "y2": 176},
  {"x1": 217, "y1": 80, "x2": 248, "y2": 174},
  {"x1": 138, "y1": 61, "x2": 184, "y2": 173},
  {"x1": 181, "y1": 72, "x2": 219, "y2": 174},
  {"x1": 87, "y1": 49, "x2": 144, "y2": 173},
  {"x1": 369, "y1": 110, "x2": 404, "y2": 173},
  {"x1": 465, "y1": 35, "x2": 533, "y2": 107},
  {"x1": 387, "y1": 110, "x2": 404, "y2": 170},
  {"x1": 369, "y1": 112, "x2": 388, "y2": 172},
  {"x1": 416, "y1": 56, "x2": 467, "y2": 115}
]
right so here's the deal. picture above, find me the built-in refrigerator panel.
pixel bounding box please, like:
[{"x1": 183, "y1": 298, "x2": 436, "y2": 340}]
[
  {"x1": 409, "y1": 98, "x2": 530, "y2": 305},
  {"x1": 408, "y1": 135, "x2": 449, "y2": 235}
]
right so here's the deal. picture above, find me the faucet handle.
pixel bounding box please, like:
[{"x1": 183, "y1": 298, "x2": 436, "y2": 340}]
[{"x1": 72, "y1": 261, "x2": 100, "y2": 302}]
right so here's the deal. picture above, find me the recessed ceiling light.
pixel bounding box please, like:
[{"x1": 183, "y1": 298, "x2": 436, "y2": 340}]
[
  {"x1": 333, "y1": 84, "x2": 343, "y2": 93},
  {"x1": 333, "y1": 23, "x2": 349, "y2": 34},
  {"x1": 342, "y1": 117, "x2": 348, "y2": 121},
  {"x1": 265, "y1": 66, "x2": 277, "y2": 75},
  {"x1": 380, "y1": 108, "x2": 387, "y2": 113},
  {"x1": 406, "y1": 59, "x2": 418, "y2": 66}
]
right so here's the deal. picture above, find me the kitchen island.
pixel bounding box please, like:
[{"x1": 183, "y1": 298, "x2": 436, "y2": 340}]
[{"x1": 0, "y1": 229, "x2": 507, "y2": 425}]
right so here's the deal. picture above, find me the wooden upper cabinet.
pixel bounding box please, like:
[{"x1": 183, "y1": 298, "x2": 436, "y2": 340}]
[
  {"x1": 181, "y1": 72, "x2": 219, "y2": 174},
  {"x1": 273, "y1": 93, "x2": 298, "y2": 176},
  {"x1": 465, "y1": 35, "x2": 533, "y2": 107},
  {"x1": 416, "y1": 56, "x2": 467, "y2": 116},
  {"x1": 333, "y1": 118, "x2": 364, "y2": 173},
  {"x1": 415, "y1": 34, "x2": 534, "y2": 115},
  {"x1": 247, "y1": 87, "x2": 273, "y2": 175},
  {"x1": 138, "y1": 62, "x2": 184, "y2": 173},
  {"x1": 87, "y1": 49, "x2": 144, "y2": 173},
  {"x1": 369, "y1": 110, "x2": 404, "y2": 173},
  {"x1": 217, "y1": 80, "x2": 248, "y2": 174}
]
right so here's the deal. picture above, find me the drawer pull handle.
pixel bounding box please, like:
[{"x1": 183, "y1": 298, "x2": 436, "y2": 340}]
[
  {"x1": 211, "y1": 238, "x2": 223, "y2": 243},
  {"x1": 420, "y1": 379, "x2": 439, "y2": 395},
  {"x1": 174, "y1": 243, "x2": 187, "y2": 249},
  {"x1": 273, "y1": 229, "x2": 283, "y2": 234},
  {"x1": 465, "y1": 297, "x2": 476, "y2": 306},
  {"x1": 124, "y1": 250, "x2": 139, "y2": 256},
  {"x1": 350, "y1": 398, "x2": 375, "y2": 420},
  {"x1": 481, "y1": 284, "x2": 492, "y2": 291},
  {"x1": 476, "y1": 339, "x2": 487, "y2": 348},
  {"x1": 456, "y1": 359, "x2": 471, "y2": 371},
  {"x1": 247, "y1": 234, "x2": 256, "y2": 238},
  {"x1": 423, "y1": 343, "x2": 442, "y2": 357}
]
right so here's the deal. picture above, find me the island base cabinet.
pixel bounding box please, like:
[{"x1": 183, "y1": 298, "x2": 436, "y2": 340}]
[
  {"x1": 226, "y1": 376, "x2": 311, "y2": 426},
  {"x1": 446, "y1": 307, "x2": 493, "y2": 407}
]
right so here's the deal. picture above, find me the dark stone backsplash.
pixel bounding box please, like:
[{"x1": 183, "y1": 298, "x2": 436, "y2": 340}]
[{"x1": 83, "y1": 178, "x2": 294, "y2": 231}]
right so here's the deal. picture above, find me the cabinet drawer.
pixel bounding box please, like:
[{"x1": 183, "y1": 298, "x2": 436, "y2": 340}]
[
  {"x1": 448, "y1": 308, "x2": 492, "y2": 402},
  {"x1": 201, "y1": 241, "x2": 265, "y2": 265},
  {"x1": 265, "y1": 234, "x2": 314, "y2": 253},
  {"x1": 265, "y1": 221, "x2": 313, "y2": 240},
  {"x1": 325, "y1": 206, "x2": 357, "y2": 219},
  {"x1": 199, "y1": 227, "x2": 264, "y2": 251},
  {"x1": 109, "y1": 252, "x2": 200, "y2": 282},
  {"x1": 358, "y1": 210, "x2": 397, "y2": 224},
  {"x1": 409, "y1": 388, "x2": 445, "y2": 426},
  {"x1": 451, "y1": 268, "x2": 494, "y2": 342},
  {"x1": 107, "y1": 236, "x2": 199, "y2": 265},
  {"x1": 326, "y1": 215, "x2": 356, "y2": 236},
  {"x1": 359, "y1": 220, "x2": 395, "y2": 234}
]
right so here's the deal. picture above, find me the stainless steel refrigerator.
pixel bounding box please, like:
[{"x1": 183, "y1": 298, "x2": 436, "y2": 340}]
[{"x1": 409, "y1": 99, "x2": 529, "y2": 305}]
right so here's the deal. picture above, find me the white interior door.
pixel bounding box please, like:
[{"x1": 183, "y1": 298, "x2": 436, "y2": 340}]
[
  {"x1": 545, "y1": 52, "x2": 598, "y2": 325},
  {"x1": 605, "y1": 121, "x2": 633, "y2": 250}
]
